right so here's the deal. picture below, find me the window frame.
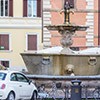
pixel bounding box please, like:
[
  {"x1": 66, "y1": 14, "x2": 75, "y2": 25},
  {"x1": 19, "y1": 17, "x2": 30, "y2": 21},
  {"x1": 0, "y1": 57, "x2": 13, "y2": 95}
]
[
  {"x1": 26, "y1": 33, "x2": 38, "y2": 51},
  {"x1": 0, "y1": 33, "x2": 11, "y2": 51}
]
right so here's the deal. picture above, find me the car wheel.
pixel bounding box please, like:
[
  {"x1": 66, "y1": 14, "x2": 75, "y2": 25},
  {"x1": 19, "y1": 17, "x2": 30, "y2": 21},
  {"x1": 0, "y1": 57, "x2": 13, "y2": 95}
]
[
  {"x1": 6, "y1": 92, "x2": 15, "y2": 100},
  {"x1": 31, "y1": 91, "x2": 37, "y2": 100}
]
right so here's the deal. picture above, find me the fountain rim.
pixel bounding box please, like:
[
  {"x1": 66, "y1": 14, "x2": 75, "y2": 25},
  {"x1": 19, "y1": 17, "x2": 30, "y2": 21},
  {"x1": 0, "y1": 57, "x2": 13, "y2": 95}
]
[
  {"x1": 21, "y1": 53, "x2": 100, "y2": 56},
  {"x1": 45, "y1": 24, "x2": 89, "y2": 31}
]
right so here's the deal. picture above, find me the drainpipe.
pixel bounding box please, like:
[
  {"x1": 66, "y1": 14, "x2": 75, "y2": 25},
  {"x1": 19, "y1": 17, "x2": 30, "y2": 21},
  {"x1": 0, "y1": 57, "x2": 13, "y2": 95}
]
[
  {"x1": 41, "y1": 0, "x2": 43, "y2": 43},
  {"x1": 98, "y1": 0, "x2": 100, "y2": 46}
]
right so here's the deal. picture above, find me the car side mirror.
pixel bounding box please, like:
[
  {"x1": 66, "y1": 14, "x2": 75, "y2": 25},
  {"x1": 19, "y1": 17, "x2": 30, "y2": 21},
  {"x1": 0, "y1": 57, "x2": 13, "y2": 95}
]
[{"x1": 28, "y1": 80, "x2": 32, "y2": 85}]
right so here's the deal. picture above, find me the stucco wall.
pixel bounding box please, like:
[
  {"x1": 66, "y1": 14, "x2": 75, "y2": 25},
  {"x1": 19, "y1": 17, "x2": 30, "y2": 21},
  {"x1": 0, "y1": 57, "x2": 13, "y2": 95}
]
[{"x1": 0, "y1": 0, "x2": 42, "y2": 71}]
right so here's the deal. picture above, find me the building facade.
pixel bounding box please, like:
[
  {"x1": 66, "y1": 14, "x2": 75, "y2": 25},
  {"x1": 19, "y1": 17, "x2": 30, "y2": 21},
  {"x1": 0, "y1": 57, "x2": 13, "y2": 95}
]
[
  {"x1": 43, "y1": 0, "x2": 99, "y2": 50},
  {"x1": 0, "y1": 0, "x2": 42, "y2": 71}
]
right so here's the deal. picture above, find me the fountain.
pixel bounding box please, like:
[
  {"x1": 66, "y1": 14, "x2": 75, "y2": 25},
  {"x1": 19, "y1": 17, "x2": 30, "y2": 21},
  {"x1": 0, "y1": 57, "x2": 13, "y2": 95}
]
[
  {"x1": 45, "y1": 1, "x2": 88, "y2": 54},
  {"x1": 21, "y1": 1, "x2": 100, "y2": 76}
]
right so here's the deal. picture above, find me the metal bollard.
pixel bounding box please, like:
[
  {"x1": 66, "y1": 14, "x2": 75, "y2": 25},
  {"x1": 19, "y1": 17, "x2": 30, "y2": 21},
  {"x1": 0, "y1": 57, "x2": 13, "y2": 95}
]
[{"x1": 71, "y1": 80, "x2": 82, "y2": 100}]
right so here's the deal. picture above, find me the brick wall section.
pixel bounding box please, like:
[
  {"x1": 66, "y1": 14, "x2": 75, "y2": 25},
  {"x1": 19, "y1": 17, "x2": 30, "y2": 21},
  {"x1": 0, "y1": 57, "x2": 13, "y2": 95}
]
[{"x1": 44, "y1": 0, "x2": 98, "y2": 48}]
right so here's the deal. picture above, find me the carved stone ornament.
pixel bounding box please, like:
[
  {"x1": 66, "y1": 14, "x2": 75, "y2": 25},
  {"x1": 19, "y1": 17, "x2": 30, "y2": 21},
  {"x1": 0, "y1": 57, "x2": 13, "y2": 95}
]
[
  {"x1": 60, "y1": 30, "x2": 74, "y2": 47},
  {"x1": 88, "y1": 57, "x2": 97, "y2": 66}
]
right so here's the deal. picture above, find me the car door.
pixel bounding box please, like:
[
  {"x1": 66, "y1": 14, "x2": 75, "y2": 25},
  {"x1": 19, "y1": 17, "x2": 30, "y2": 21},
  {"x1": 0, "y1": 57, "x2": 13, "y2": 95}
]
[
  {"x1": 16, "y1": 73, "x2": 33, "y2": 99},
  {"x1": 10, "y1": 73, "x2": 22, "y2": 99}
]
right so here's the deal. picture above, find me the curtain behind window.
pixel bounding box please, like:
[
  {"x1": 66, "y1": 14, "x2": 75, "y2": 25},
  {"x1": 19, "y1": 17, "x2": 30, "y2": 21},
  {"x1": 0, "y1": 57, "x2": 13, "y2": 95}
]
[{"x1": 23, "y1": 0, "x2": 41, "y2": 17}]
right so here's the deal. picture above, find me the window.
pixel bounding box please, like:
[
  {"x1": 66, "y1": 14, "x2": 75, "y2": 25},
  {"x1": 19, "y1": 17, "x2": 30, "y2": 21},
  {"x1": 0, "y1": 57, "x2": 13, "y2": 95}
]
[
  {"x1": 27, "y1": 34, "x2": 37, "y2": 50},
  {"x1": 0, "y1": 0, "x2": 13, "y2": 17},
  {"x1": 65, "y1": 0, "x2": 74, "y2": 8},
  {"x1": 0, "y1": 61, "x2": 9, "y2": 68},
  {"x1": 0, "y1": 34, "x2": 9, "y2": 50},
  {"x1": 70, "y1": 47, "x2": 79, "y2": 51},
  {"x1": 16, "y1": 73, "x2": 28, "y2": 82},
  {"x1": 23, "y1": 0, "x2": 41, "y2": 17},
  {"x1": 0, "y1": 73, "x2": 6, "y2": 80},
  {"x1": 10, "y1": 73, "x2": 17, "y2": 81}
]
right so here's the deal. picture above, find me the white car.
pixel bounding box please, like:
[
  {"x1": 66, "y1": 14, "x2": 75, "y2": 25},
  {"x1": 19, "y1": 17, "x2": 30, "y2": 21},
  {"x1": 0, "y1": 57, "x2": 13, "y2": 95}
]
[{"x1": 0, "y1": 70, "x2": 37, "y2": 100}]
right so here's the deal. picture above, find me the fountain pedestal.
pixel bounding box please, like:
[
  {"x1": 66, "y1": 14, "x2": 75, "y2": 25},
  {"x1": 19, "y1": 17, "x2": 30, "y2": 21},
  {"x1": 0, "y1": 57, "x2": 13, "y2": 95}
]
[
  {"x1": 45, "y1": 1, "x2": 88, "y2": 54},
  {"x1": 46, "y1": 24, "x2": 88, "y2": 54}
]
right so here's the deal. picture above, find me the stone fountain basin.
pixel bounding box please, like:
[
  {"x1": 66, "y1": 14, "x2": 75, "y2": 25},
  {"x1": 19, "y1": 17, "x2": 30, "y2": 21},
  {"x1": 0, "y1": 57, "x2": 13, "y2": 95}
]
[{"x1": 21, "y1": 47, "x2": 100, "y2": 76}]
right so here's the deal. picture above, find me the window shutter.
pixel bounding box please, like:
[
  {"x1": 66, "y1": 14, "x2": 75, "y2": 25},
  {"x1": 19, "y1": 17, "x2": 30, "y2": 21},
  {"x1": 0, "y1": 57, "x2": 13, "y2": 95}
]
[
  {"x1": 37, "y1": 0, "x2": 41, "y2": 17},
  {"x1": 28, "y1": 35, "x2": 37, "y2": 50},
  {"x1": 23, "y1": 0, "x2": 27, "y2": 17},
  {"x1": 0, "y1": 35, "x2": 9, "y2": 50},
  {"x1": 9, "y1": 0, "x2": 13, "y2": 17}
]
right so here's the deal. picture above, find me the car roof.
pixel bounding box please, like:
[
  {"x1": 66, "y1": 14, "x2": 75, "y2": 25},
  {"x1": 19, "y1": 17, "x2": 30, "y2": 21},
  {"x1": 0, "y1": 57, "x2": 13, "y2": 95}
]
[{"x1": 0, "y1": 70, "x2": 22, "y2": 74}]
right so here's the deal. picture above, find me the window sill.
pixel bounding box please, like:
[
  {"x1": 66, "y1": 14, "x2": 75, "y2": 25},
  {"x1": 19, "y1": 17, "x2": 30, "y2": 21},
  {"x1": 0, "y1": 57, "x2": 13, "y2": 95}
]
[
  {"x1": 24, "y1": 50, "x2": 37, "y2": 53},
  {"x1": 0, "y1": 50, "x2": 13, "y2": 53},
  {"x1": 0, "y1": 16, "x2": 41, "y2": 19}
]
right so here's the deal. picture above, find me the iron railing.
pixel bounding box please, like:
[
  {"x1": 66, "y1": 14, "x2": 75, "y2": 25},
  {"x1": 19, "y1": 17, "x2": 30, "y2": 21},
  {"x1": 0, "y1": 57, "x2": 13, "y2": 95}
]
[{"x1": 26, "y1": 75, "x2": 100, "y2": 100}]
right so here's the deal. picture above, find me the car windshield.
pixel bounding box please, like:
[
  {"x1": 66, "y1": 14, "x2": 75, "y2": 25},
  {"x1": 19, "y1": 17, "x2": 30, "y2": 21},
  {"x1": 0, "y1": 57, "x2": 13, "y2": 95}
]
[{"x1": 0, "y1": 72, "x2": 7, "y2": 80}]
